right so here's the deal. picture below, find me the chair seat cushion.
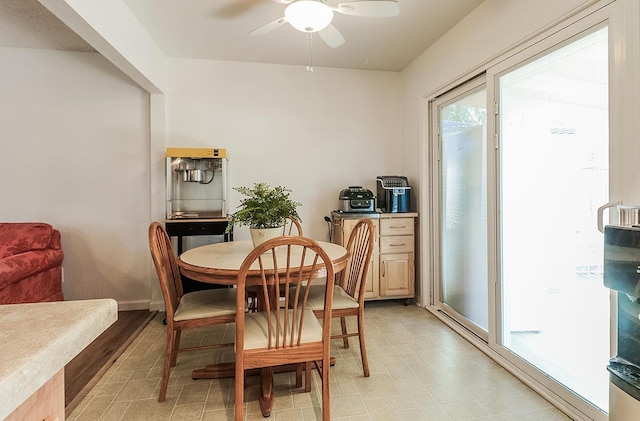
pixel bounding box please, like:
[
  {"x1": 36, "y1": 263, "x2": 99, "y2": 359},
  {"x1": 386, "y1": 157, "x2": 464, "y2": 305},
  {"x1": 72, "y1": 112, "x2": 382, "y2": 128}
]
[
  {"x1": 296, "y1": 284, "x2": 359, "y2": 311},
  {"x1": 243, "y1": 309, "x2": 322, "y2": 350},
  {"x1": 174, "y1": 288, "x2": 236, "y2": 321}
]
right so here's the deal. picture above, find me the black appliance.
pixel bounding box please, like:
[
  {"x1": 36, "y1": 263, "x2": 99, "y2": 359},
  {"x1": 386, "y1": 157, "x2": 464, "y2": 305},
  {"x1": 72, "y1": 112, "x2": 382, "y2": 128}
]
[
  {"x1": 604, "y1": 225, "x2": 640, "y2": 401},
  {"x1": 377, "y1": 176, "x2": 411, "y2": 213},
  {"x1": 338, "y1": 186, "x2": 376, "y2": 213}
]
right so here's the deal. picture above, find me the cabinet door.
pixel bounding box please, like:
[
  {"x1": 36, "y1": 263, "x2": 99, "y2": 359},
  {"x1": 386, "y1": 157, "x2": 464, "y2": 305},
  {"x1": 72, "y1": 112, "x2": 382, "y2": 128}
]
[
  {"x1": 380, "y1": 253, "x2": 414, "y2": 297},
  {"x1": 341, "y1": 218, "x2": 379, "y2": 299}
]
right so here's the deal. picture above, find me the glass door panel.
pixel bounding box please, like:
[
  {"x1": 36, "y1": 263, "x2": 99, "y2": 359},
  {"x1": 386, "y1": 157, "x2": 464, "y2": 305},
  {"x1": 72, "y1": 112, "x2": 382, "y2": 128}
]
[
  {"x1": 498, "y1": 26, "x2": 609, "y2": 412},
  {"x1": 438, "y1": 84, "x2": 489, "y2": 337}
]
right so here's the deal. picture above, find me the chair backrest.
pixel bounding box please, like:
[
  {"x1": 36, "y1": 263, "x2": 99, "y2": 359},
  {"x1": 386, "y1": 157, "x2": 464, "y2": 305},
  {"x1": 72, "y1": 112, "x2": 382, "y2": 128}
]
[
  {"x1": 285, "y1": 216, "x2": 303, "y2": 236},
  {"x1": 148, "y1": 222, "x2": 182, "y2": 319},
  {"x1": 342, "y1": 218, "x2": 375, "y2": 302},
  {"x1": 236, "y1": 236, "x2": 335, "y2": 350}
]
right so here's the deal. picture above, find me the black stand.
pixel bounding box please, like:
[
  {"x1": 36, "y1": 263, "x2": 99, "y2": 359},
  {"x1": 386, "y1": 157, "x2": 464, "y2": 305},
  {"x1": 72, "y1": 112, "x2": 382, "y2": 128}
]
[
  {"x1": 165, "y1": 219, "x2": 233, "y2": 255},
  {"x1": 165, "y1": 218, "x2": 233, "y2": 293}
]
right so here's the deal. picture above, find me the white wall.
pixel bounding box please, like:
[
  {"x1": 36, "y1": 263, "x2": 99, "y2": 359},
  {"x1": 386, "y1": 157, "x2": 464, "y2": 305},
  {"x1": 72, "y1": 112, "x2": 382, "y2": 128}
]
[
  {"x1": 0, "y1": 47, "x2": 401, "y2": 309},
  {"x1": 166, "y1": 59, "x2": 402, "y2": 241},
  {"x1": 0, "y1": 47, "x2": 151, "y2": 308},
  {"x1": 401, "y1": 0, "x2": 594, "y2": 305},
  {"x1": 2, "y1": 0, "x2": 598, "y2": 309}
]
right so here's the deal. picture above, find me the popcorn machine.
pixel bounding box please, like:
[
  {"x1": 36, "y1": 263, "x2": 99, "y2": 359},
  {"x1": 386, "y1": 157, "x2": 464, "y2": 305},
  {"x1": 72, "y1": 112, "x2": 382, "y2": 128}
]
[{"x1": 165, "y1": 147, "x2": 228, "y2": 220}]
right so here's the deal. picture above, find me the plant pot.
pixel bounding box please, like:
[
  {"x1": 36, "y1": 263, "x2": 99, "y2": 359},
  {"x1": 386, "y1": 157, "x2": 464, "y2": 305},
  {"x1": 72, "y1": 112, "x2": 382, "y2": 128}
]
[{"x1": 250, "y1": 226, "x2": 283, "y2": 248}]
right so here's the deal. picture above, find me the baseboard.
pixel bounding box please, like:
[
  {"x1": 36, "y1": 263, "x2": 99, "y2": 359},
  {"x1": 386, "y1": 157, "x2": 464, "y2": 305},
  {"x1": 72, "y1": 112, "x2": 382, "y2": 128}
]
[
  {"x1": 149, "y1": 300, "x2": 165, "y2": 312},
  {"x1": 115, "y1": 300, "x2": 150, "y2": 311}
]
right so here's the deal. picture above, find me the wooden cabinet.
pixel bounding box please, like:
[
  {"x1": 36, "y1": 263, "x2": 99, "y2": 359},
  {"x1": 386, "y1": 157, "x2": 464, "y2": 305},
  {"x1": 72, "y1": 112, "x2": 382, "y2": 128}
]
[
  {"x1": 379, "y1": 217, "x2": 415, "y2": 299},
  {"x1": 332, "y1": 212, "x2": 417, "y2": 302}
]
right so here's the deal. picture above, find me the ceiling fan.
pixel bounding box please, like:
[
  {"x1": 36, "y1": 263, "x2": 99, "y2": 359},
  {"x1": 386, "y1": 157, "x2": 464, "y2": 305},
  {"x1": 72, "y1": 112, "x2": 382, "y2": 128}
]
[{"x1": 248, "y1": 0, "x2": 400, "y2": 48}]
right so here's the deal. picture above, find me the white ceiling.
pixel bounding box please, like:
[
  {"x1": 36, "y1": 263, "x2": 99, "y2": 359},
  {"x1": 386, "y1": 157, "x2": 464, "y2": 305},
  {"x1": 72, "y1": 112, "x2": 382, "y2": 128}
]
[
  {"x1": 0, "y1": 0, "x2": 94, "y2": 52},
  {"x1": 122, "y1": 0, "x2": 484, "y2": 71},
  {"x1": 1, "y1": 0, "x2": 484, "y2": 72}
]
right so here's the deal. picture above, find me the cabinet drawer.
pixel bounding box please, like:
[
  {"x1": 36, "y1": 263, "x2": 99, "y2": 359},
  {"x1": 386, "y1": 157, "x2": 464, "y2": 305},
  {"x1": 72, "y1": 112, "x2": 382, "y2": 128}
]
[
  {"x1": 380, "y1": 218, "x2": 414, "y2": 236},
  {"x1": 380, "y1": 235, "x2": 414, "y2": 254}
]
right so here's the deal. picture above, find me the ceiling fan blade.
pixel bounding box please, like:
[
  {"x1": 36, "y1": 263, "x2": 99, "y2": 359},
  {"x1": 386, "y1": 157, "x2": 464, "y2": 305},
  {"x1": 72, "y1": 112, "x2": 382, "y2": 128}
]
[
  {"x1": 319, "y1": 24, "x2": 346, "y2": 48},
  {"x1": 335, "y1": 0, "x2": 400, "y2": 17},
  {"x1": 248, "y1": 17, "x2": 288, "y2": 37}
]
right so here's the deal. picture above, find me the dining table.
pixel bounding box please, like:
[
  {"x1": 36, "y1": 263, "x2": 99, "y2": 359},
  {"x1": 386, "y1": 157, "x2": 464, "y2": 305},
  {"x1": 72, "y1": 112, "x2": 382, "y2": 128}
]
[{"x1": 176, "y1": 239, "x2": 349, "y2": 417}]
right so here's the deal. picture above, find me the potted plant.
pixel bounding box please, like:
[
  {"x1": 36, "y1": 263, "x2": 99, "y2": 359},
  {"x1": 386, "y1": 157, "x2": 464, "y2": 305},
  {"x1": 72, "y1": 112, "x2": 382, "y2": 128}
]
[{"x1": 226, "y1": 182, "x2": 302, "y2": 246}]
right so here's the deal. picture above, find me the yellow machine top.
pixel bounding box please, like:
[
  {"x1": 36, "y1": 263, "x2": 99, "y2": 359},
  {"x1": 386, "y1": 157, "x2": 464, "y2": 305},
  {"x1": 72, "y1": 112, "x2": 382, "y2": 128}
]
[{"x1": 166, "y1": 147, "x2": 227, "y2": 159}]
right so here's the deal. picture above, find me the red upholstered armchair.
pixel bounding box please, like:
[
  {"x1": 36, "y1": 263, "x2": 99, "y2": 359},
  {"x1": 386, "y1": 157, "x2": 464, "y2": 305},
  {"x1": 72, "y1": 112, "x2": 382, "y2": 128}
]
[{"x1": 0, "y1": 223, "x2": 64, "y2": 304}]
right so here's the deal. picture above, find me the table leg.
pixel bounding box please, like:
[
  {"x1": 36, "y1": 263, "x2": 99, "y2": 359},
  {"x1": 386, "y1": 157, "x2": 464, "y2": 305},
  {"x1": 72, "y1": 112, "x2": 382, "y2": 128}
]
[
  {"x1": 193, "y1": 362, "x2": 327, "y2": 417},
  {"x1": 192, "y1": 362, "x2": 236, "y2": 379}
]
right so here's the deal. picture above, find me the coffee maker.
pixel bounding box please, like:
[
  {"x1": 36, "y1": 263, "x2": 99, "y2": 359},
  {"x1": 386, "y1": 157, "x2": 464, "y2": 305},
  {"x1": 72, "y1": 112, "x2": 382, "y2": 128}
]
[{"x1": 376, "y1": 176, "x2": 411, "y2": 213}]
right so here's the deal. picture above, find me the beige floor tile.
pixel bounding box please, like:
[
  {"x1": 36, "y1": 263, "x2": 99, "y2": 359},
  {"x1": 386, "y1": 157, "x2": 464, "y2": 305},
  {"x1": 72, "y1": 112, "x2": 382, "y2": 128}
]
[
  {"x1": 442, "y1": 400, "x2": 492, "y2": 420},
  {"x1": 170, "y1": 403, "x2": 204, "y2": 421},
  {"x1": 112, "y1": 378, "x2": 159, "y2": 402},
  {"x1": 97, "y1": 401, "x2": 131, "y2": 421},
  {"x1": 426, "y1": 382, "x2": 476, "y2": 405},
  {"x1": 330, "y1": 393, "x2": 368, "y2": 417},
  {"x1": 395, "y1": 407, "x2": 428, "y2": 421},
  {"x1": 352, "y1": 373, "x2": 402, "y2": 398},
  {"x1": 120, "y1": 399, "x2": 175, "y2": 420},
  {"x1": 176, "y1": 383, "x2": 211, "y2": 406},
  {"x1": 362, "y1": 398, "x2": 399, "y2": 421},
  {"x1": 202, "y1": 408, "x2": 233, "y2": 420},
  {"x1": 68, "y1": 304, "x2": 575, "y2": 421}
]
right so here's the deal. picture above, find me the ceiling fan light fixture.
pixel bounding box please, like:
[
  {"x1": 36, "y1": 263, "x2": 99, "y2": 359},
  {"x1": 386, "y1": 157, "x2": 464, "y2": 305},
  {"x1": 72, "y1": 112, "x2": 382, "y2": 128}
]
[{"x1": 285, "y1": 1, "x2": 334, "y2": 33}]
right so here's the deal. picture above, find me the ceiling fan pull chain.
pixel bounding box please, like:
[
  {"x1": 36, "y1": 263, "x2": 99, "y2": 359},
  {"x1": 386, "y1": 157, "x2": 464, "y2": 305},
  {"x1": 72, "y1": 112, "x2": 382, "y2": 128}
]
[{"x1": 306, "y1": 33, "x2": 314, "y2": 72}]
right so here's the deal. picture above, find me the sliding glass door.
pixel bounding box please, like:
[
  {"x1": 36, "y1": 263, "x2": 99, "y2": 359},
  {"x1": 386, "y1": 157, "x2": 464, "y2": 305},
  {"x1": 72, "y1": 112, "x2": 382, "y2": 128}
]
[
  {"x1": 431, "y1": 18, "x2": 612, "y2": 418},
  {"x1": 497, "y1": 25, "x2": 610, "y2": 413},
  {"x1": 434, "y1": 81, "x2": 488, "y2": 338}
]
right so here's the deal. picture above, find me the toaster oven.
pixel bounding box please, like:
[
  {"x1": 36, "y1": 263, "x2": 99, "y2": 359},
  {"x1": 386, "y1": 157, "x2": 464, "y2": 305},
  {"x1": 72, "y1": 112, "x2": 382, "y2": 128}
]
[{"x1": 338, "y1": 186, "x2": 376, "y2": 213}]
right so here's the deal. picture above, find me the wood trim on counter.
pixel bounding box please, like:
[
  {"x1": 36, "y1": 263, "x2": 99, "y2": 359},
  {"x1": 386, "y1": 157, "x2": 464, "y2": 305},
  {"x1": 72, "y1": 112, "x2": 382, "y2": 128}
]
[{"x1": 6, "y1": 370, "x2": 64, "y2": 421}]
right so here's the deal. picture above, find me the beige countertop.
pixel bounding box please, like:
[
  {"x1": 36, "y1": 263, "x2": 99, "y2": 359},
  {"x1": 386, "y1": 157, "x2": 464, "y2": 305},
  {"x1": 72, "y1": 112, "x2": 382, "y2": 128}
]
[{"x1": 0, "y1": 298, "x2": 117, "y2": 419}]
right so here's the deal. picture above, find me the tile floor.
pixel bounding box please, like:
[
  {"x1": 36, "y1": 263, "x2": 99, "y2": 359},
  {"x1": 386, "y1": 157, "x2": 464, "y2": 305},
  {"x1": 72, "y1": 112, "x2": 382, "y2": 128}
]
[{"x1": 67, "y1": 301, "x2": 573, "y2": 420}]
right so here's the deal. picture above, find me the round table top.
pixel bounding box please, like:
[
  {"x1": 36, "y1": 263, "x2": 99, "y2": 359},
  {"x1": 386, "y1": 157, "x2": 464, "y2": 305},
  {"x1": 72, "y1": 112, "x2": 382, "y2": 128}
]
[{"x1": 177, "y1": 240, "x2": 348, "y2": 285}]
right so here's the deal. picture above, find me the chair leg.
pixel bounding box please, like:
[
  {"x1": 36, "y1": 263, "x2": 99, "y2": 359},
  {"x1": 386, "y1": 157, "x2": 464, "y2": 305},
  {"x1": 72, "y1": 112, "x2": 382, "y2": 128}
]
[
  {"x1": 357, "y1": 312, "x2": 370, "y2": 377},
  {"x1": 321, "y1": 356, "x2": 330, "y2": 421},
  {"x1": 340, "y1": 317, "x2": 349, "y2": 349},
  {"x1": 235, "y1": 359, "x2": 244, "y2": 421},
  {"x1": 171, "y1": 329, "x2": 181, "y2": 367},
  {"x1": 158, "y1": 328, "x2": 175, "y2": 402},
  {"x1": 305, "y1": 361, "x2": 312, "y2": 392},
  {"x1": 295, "y1": 363, "x2": 303, "y2": 388}
]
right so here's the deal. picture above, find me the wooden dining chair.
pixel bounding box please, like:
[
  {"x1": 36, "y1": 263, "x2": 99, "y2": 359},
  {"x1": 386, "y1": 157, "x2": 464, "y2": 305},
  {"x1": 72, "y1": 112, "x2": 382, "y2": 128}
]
[
  {"x1": 296, "y1": 218, "x2": 375, "y2": 378},
  {"x1": 148, "y1": 222, "x2": 236, "y2": 402},
  {"x1": 285, "y1": 215, "x2": 303, "y2": 236},
  {"x1": 247, "y1": 216, "x2": 303, "y2": 312},
  {"x1": 234, "y1": 236, "x2": 335, "y2": 421}
]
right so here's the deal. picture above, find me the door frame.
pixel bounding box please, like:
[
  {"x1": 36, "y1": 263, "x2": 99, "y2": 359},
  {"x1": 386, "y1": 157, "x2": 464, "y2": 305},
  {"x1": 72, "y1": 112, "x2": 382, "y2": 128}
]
[
  {"x1": 430, "y1": 75, "x2": 488, "y2": 341},
  {"x1": 421, "y1": 1, "x2": 637, "y2": 419}
]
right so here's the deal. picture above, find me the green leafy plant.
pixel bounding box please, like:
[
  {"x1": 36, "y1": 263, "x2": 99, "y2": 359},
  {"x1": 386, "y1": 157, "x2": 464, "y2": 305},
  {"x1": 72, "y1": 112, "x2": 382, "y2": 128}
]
[{"x1": 226, "y1": 183, "x2": 301, "y2": 232}]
